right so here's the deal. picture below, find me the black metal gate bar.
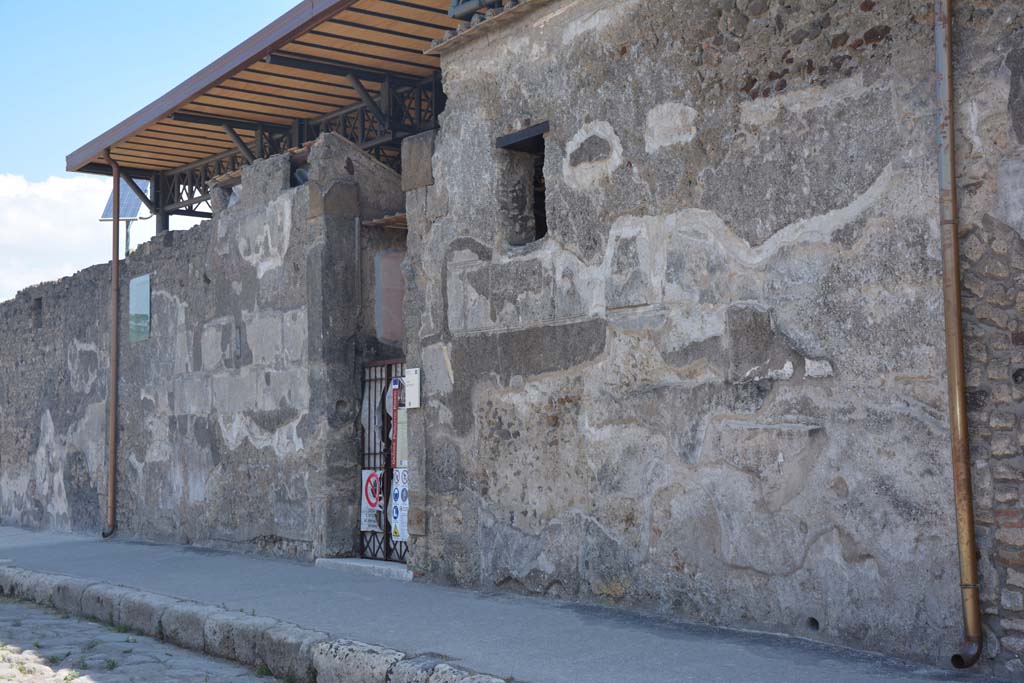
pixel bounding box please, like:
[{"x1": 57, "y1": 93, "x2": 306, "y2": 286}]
[{"x1": 360, "y1": 360, "x2": 407, "y2": 563}]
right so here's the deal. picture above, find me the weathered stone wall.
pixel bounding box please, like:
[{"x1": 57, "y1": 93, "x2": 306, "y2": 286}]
[
  {"x1": 0, "y1": 267, "x2": 110, "y2": 533},
  {"x1": 954, "y1": 3, "x2": 1024, "y2": 672},
  {"x1": 402, "y1": 0, "x2": 1021, "y2": 671},
  {"x1": 0, "y1": 133, "x2": 405, "y2": 560}
]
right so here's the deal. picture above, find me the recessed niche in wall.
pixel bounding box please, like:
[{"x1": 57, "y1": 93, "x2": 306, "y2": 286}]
[
  {"x1": 129, "y1": 274, "x2": 151, "y2": 342},
  {"x1": 496, "y1": 121, "x2": 549, "y2": 246}
]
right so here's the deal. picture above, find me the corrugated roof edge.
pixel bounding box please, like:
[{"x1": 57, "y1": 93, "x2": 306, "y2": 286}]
[{"x1": 65, "y1": 0, "x2": 356, "y2": 174}]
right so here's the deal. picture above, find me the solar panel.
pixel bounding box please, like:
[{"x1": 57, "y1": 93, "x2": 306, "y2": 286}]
[{"x1": 100, "y1": 178, "x2": 151, "y2": 222}]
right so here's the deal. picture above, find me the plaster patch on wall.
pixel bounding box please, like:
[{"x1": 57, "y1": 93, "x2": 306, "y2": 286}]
[
  {"x1": 31, "y1": 411, "x2": 69, "y2": 526},
  {"x1": 767, "y1": 360, "x2": 794, "y2": 381},
  {"x1": 245, "y1": 310, "x2": 288, "y2": 366},
  {"x1": 562, "y1": 121, "x2": 623, "y2": 191},
  {"x1": 421, "y1": 342, "x2": 454, "y2": 396},
  {"x1": 645, "y1": 102, "x2": 698, "y2": 153},
  {"x1": 67, "y1": 339, "x2": 99, "y2": 394},
  {"x1": 655, "y1": 163, "x2": 894, "y2": 267},
  {"x1": 964, "y1": 77, "x2": 1011, "y2": 160},
  {"x1": 561, "y1": 0, "x2": 641, "y2": 45},
  {"x1": 217, "y1": 411, "x2": 305, "y2": 458},
  {"x1": 994, "y1": 159, "x2": 1024, "y2": 239},
  {"x1": 237, "y1": 193, "x2": 294, "y2": 278},
  {"x1": 740, "y1": 74, "x2": 873, "y2": 128},
  {"x1": 201, "y1": 318, "x2": 233, "y2": 372},
  {"x1": 805, "y1": 358, "x2": 834, "y2": 379}
]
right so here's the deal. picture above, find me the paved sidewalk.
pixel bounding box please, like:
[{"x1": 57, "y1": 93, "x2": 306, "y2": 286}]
[
  {"x1": 0, "y1": 598, "x2": 273, "y2": 682},
  {"x1": 0, "y1": 526, "x2": 992, "y2": 683}
]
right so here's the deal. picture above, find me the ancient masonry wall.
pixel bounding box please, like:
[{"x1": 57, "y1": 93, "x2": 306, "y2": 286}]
[
  {"x1": 958, "y1": 5, "x2": 1024, "y2": 672},
  {"x1": 0, "y1": 133, "x2": 406, "y2": 560},
  {"x1": 401, "y1": 0, "x2": 1023, "y2": 673}
]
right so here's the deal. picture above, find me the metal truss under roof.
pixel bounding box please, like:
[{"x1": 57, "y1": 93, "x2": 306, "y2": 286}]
[{"x1": 67, "y1": 0, "x2": 459, "y2": 221}]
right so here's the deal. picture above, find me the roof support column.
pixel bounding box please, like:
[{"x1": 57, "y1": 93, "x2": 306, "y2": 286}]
[
  {"x1": 151, "y1": 174, "x2": 169, "y2": 234},
  {"x1": 101, "y1": 150, "x2": 121, "y2": 539}
]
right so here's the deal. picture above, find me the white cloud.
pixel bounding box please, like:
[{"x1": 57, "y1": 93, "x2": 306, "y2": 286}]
[{"x1": 0, "y1": 174, "x2": 197, "y2": 303}]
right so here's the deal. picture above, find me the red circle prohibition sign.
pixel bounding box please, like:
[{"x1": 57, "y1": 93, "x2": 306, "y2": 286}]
[{"x1": 364, "y1": 472, "x2": 380, "y2": 509}]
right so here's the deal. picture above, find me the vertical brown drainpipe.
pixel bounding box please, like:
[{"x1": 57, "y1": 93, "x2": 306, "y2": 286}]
[
  {"x1": 935, "y1": 0, "x2": 982, "y2": 668},
  {"x1": 102, "y1": 150, "x2": 120, "y2": 539}
]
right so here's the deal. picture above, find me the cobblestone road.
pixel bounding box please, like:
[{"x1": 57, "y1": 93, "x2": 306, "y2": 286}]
[{"x1": 0, "y1": 599, "x2": 273, "y2": 682}]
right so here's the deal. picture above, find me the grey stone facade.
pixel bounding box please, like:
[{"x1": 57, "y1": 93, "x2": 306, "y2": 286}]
[
  {"x1": 0, "y1": 134, "x2": 406, "y2": 559},
  {"x1": 1, "y1": 0, "x2": 1022, "y2": 676},
  {"x1": 400, "y1": 0, "x2": 1024, "y2": 675}
]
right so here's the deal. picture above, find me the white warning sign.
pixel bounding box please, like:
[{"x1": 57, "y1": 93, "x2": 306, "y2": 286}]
[
  {"x1": 360, "y1": 469, "x2": 383, "y2": 532},
  {"x1": 389, "y1": 468, "x2": 410, "y2": 542}
]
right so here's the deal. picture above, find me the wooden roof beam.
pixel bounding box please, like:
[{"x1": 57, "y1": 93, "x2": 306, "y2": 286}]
[
  {"x1": 171, "y1": 113, "x2": 291, "y2": 134},
  {"x1": 265, "y1": 53, "x2": 408, "y2": 85}
]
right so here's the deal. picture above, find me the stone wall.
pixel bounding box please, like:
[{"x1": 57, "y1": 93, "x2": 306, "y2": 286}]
[
  {"x1": 954, "y1": 4, "x2": 1024, "y2": 672},
  {"x1": 0, "y1": 133, "x2": 406, "y2": 560},
  {"x1": 401, "y1": 0, "x2": 1022, "y2": 672},
  {"x1": 0, "y1": 265, "x2": 110, "y2": 533}
]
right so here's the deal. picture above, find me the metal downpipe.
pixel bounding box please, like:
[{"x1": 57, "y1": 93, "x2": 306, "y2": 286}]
[
  {"x1": 935, "y1": 0, "x2": 982, "y2": 668},
  {"x1": 102, "y1": 150, "x2": 120, "y2": 539}
]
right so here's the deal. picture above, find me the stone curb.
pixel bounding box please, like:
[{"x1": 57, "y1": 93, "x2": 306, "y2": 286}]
[{"x1": 0, "y1": 565, "x2": 509, "y2": 683}]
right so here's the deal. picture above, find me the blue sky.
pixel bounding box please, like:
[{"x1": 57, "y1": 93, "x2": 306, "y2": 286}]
[
  {"x1": 0, "y1": 1, "x2": 293, "y2": 301},
  {"x1": 1, "y1": 0, "x2": 292, "y2": 181}
]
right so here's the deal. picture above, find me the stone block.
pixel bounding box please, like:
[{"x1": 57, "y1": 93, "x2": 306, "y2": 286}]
[
  {"x1": 1004, "y1": 617, "x2": 1024, "y2": 633},
  {"x1": 401, "y1": 130, "x2": 437, "y2": 192},
  {"x1": 726, "y1": 304, "x2": 793, "y2": 382},
  {"x1": 50, "y1": 575, "x2": 96, "y2": 614},
  {"x1": 994, "y1": 435, "x2": 1020, "y2": 458},
  {"x1": 428, "y1": 663, "x2": 506, "y2": 683},
  {"x1": 203, "y1": 611, "x2": 281, "y2": 665},
  {"x1": 80, "y1": 583, "x2": 129, "y2": 624},
  {"x1": 115, "y1": 589, "x2": 179, "y2": 638},
  {"x1": 239, "y1": 154, "x2": 292, "y2": 206},
  {"x1": 0, "y1": 567, "x2": 28, "y2": 597},
  {"x1": 210, "y1": 185, "x2": 232, "y2": 214},
  {"x1": 308, "y1": 179, "x2": 359, "y2": 221},
  {"x1": 257, "y1": 622, "x2": 329, "y2": 683},
  {"x1": 1003, "y1": 590, "x2": 1024, "y2": 612},
  {"x1": 390, "y1": 654, "x2": 446, "y2": 683},
  {"x1": 1004, "y1": 636, "x2": 1024, "y2": 655},
  {"x1": 161, "y1": 601, "x2": 225, "y2": 651},
  {"x1": 12, "y1": 570, "x2": 62, "y2": 606},
  {"x1": 999, "y1": 528, "x2": 1024, "y2": 548},
  {"x1": 313, "y1": 639, "x2": 405, "y2": 683},
  {"x1": 606, "y1": 232, "x2": 652, "y2": 309},
  {"x1": 992, "y1": 412, "x2": 1018, "y2": 430}
]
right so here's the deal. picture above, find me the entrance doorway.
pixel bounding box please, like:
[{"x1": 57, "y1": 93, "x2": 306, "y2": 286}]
[{"x1": 360, "y1": 360, "x2": 408, "y2": 563}]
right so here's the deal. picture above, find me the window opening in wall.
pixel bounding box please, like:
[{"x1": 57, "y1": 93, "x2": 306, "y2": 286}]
[
  {"x1": 291, "y1": 163, "x2": 309, "y2": 187},
  {"x1": 128, "y1": 274, "x2": 151, "y2": 343},
  {"x1": 496, "y1": 121, "x2": 550, "y2": 246},
  {"x1": 532, "y1": 152, "x2": 547, "y2": 240},
  {"x1": 31, "y1": 298, "x2": 42, "y2": 330}
]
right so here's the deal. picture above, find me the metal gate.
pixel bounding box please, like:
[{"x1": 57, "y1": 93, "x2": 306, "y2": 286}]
[{"x1": 360, "y1": 360, "x2": 408, "y2": 563}]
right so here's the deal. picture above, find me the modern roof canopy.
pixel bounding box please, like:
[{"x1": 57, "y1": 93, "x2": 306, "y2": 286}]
[{"x1": 67, "y1": 0, "x2": 460, "y2": 222}]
